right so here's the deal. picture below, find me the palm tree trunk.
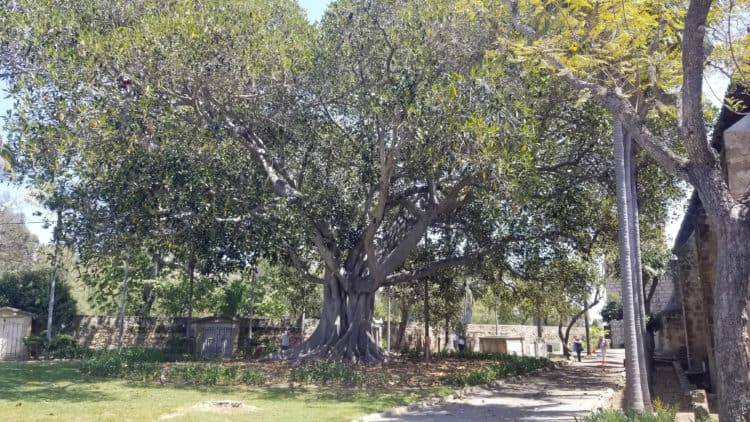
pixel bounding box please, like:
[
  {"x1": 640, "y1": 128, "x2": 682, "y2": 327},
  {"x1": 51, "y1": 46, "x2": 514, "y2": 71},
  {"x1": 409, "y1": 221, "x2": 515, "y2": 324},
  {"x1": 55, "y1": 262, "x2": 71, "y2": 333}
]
[
  {"x1": 625, "y1": 133, "x2": 652, "y2": 407},
  {"x1": 117, "y1": 256, "x2": 129, "y2": 352},
  {"x1": 46, "y1": 211, "x2": 62, "y2": 343},
  {"x1": 614, "y1": 119, "x2": 645, "y2": 412}
]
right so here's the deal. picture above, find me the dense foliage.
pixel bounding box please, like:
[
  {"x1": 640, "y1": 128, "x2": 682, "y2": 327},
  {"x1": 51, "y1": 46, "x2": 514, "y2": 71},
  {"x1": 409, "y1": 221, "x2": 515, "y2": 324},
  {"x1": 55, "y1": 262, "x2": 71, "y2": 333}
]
[
  {"x1": 0, "y1": 269, "x2": 76, "y2": 333},
  {"x1": 0, "y1": 0, "x2": 681, "y2": 364}
]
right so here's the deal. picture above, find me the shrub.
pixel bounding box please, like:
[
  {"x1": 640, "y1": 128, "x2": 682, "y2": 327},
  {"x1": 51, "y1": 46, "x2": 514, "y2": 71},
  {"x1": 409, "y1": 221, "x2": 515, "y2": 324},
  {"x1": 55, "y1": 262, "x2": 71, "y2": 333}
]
[
  {"x1": 583, "y1": 408, "x2": 676, "y2": 422},
  {"x1": 79, "y1": 348, "x2": 167, "y2": 378},
  {"x1": 163, "y1": 336, "x2": 193, "y2": 357},
  {"x1": 24, "y1": 333, "x2": 90, "y2": 359},
  {"x1": 165, "y1": 363, "x2": 264, "y2": 386},
  {"x1": 79, "y1": 348, "x2": 264, "y2": 386},
  {"x1": 24, "y1": 335, "x2": 47, "y2": 359},
  {"x1": 48, "y1": 334, "x2": 88, "y2": 359},
  {"x1": 238, "y1": 367, "x2": 265, "y2": 385},
  {"x1": 289, "y1": 362, "x2": 366, "y2": 385},
  {"x1": 440, "y1": 355, "x2": 554, "y2": 386}
]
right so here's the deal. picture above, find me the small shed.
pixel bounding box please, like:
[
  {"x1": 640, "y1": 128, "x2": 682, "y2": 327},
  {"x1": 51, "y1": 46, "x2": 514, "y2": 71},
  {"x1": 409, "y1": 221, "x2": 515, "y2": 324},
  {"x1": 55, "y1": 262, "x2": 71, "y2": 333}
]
[
  {"x1": 0, "y1": 307, "x2": 33, "y2": 360},
  {"x1": 479, "y1": 336, "x2": 525, "y2": 356},
  {"x1": 191, "y1": 317, "x2": 239, "y2": 359}
]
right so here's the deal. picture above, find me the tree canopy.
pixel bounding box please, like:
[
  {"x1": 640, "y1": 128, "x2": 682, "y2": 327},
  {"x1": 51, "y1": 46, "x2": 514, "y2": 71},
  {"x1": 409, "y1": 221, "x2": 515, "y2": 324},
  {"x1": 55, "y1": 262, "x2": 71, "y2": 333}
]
[{"x1": 0, "y1": 0, "x2": 682, "y2": 364}]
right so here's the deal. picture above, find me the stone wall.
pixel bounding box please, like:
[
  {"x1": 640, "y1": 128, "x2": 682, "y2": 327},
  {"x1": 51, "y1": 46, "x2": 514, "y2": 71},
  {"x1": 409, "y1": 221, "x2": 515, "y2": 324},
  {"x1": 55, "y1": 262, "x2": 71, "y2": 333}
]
[
  {"x1": 72, "y1": 315, "x2": 311, "y2": 351},
  {"x1": 72, "y1": 316, "x2": 587, "y2": 358},
  {"x1": 392, "y1": 322, "x2": 586, "y2": 356},
  {"x1": 72, "y1": 316, "x2": 190, "y2": 350}
]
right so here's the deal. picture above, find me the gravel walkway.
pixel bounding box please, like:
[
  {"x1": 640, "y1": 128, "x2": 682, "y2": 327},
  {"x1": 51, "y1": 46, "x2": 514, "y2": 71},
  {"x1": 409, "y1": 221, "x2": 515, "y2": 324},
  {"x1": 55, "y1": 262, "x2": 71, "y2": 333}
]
[{"x1": 356, "y1": 349, "x2": 625, "y2": 422}]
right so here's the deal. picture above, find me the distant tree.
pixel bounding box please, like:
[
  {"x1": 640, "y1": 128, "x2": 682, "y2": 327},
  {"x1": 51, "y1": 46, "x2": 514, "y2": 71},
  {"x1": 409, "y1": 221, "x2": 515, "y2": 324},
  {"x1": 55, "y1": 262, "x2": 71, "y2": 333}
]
[
  {"x1": 0, "y1": 208, "x2": 38, "y2": 273},
  {"x1": 0, "y1": 269, "x2": 76, "y2": 333}
]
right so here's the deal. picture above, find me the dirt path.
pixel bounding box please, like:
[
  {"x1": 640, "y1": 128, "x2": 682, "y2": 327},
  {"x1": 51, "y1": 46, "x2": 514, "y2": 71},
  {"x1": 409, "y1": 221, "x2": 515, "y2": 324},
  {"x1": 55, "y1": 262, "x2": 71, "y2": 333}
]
[{"x1": 356, "y1": 349, "x2": 626, "y2": 422}]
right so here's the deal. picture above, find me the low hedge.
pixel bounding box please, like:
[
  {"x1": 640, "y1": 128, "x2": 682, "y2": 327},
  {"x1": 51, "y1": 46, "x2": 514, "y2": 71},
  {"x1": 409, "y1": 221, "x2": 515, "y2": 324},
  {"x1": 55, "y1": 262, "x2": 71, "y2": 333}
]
[
  {"x1": 24, "y1": 334, "x2": 91, "y2": 359},
  {"x1": 78, "y1": 348, "x2": 264, "y2": 386},
  {"x1": 289, "y1": 361, "x2": 366, "y2": 385},
  {"x1": 439, "y1": 354, "x2": 554, "y2": 386}
]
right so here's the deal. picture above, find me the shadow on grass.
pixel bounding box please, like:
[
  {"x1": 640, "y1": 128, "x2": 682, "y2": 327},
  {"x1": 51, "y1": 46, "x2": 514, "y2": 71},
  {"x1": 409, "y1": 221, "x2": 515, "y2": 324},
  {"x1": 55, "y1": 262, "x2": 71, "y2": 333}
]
[
  {"x1": 253, "y1": 385, "x2": 445, "y2": 412},
  {"x1": 0, "y1": 362, "x2": 114, "y2": 403}
]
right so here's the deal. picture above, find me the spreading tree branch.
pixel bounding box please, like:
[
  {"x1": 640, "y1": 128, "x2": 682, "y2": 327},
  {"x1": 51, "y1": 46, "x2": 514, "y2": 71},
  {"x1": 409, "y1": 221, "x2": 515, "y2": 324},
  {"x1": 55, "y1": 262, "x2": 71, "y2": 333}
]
[
  {"x1": 381, "y1": 254, "x2": 482, "y2": 287},
  {"x1": 288, "y1": 249, "x2": 326, "y2": 285}
]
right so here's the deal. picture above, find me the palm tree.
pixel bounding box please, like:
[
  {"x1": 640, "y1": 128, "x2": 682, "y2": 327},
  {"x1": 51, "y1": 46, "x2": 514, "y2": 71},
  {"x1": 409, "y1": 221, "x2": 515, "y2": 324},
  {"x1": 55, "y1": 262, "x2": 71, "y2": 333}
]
[
  {"x1": 625, "y1": 133, "x2": 652, "y2": 406},
  {"x1": 614, "y1": 119, "x2": 645, "y2": 411}
]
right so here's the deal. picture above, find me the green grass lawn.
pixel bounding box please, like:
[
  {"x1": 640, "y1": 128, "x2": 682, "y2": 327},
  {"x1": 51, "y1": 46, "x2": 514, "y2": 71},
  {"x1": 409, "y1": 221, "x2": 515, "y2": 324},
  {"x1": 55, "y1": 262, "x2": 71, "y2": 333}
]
[{"x1": 0, "y1": 362, "x2": 452, "y2": 422}]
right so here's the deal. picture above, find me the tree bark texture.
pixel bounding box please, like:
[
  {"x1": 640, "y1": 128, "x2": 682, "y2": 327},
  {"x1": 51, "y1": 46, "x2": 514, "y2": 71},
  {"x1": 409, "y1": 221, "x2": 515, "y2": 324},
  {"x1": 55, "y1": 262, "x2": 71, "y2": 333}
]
[
  {"x1": 289, "y1": 275, "x2": 384, "y2": 363},
  {"x1": 711, "y1": 210, "x2": 750, "y2": 421}
]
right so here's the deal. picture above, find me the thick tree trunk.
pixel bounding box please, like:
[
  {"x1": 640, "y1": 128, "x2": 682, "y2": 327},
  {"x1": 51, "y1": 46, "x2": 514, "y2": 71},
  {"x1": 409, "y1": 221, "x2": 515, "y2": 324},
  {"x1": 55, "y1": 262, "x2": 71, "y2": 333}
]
[
  {"x1": 614, "y1": 119, "x2": 646, "y2": 412},
  {"x1": 558, "y1": 320, "x2": 570, "y2": 359},
  {"x1": 290, "y1": 276, "x2": 384, "y2": 363},
  {"x1": 536, "y1": 312, "x2": 543, "y2": 339},
  {"x1": 713, "y1": 219, "x2": 750, "y2": 421}
]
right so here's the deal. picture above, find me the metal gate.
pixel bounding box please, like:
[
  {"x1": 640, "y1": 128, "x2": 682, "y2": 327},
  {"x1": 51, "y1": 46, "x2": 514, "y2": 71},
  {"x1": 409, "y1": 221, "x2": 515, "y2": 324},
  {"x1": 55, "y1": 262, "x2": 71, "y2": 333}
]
[
  {"x1": 0, "y1": 318, "x2": 25, "y2": 360},
  {"x1": 201, "y1": 325, "x2": 233, "y2": 359}
]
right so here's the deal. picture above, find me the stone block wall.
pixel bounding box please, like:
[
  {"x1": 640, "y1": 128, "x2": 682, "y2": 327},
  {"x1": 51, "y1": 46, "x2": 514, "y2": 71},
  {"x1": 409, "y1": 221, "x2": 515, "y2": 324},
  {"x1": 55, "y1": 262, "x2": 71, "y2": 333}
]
[
  {"x1": 393, "y1": 322, "x2": 586, "y2": 356},
  {"x1": 72, "y1": 316, "x2": 190, "y2": 350},
  {"x1": 72, "y1": 316, "x2": 314, "y2": 352}
]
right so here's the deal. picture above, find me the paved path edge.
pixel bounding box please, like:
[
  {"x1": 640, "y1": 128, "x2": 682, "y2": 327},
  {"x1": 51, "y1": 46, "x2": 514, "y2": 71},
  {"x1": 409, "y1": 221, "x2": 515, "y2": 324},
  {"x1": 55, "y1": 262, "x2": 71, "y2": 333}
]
[{"x1": 351, "y1": 363, "x2": 578, "y2": 422}]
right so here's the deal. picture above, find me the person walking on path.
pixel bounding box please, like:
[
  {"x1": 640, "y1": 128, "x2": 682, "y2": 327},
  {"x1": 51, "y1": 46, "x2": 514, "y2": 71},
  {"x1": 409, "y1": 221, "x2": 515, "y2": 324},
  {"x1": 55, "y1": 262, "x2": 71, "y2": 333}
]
[
  {"x1": 598, "y1": 337, "x2": 608, "y2": 366},
  {"x1": 573, "y1": 336, "x2": 584, "y2": 362}
]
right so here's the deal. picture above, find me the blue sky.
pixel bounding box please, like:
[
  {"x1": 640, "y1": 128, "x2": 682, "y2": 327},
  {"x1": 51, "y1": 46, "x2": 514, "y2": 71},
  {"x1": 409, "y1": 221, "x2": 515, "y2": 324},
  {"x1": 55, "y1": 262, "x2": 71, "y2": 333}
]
[{"x1": 299, "y1": 0, "x2": 331, "y2": 22}]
